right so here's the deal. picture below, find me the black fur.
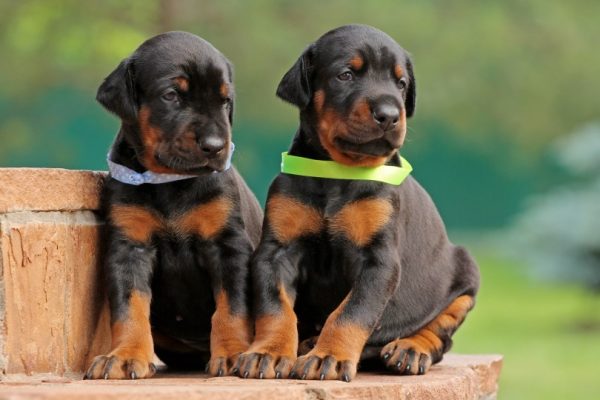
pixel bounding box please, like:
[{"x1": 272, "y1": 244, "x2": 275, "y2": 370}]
[
  {"x1": 86, "y1": 31, "x2": 262, "y2": 379},
  {"x1": 237, "y1": 24, "x2": 479, "y2": 381}
]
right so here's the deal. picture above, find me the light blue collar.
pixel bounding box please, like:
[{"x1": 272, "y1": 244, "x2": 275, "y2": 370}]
[{"x1": 107, "y1": 142, "x2": 234, "y2": 186}]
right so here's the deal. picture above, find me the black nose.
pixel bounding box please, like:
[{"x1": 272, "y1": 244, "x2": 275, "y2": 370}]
[
  {"x1": 372, "y1": 104, "x2": 400, "y2": 131},
  {"x1": 199, "y1": 136, "x2": 225, "y2": 157}
]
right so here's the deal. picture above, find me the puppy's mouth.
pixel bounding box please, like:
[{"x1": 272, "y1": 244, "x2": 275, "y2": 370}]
[
  {"x1": 154, "y1": 152, "x2": 229, "y2": 174},
  {"x1": 334, "y1": 136, "x2": 396, "y2": 159}
]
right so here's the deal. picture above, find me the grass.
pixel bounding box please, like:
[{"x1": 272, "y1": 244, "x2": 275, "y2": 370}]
[{"x1": 451, "y1": 248, "x2": 600, "y2": 399}]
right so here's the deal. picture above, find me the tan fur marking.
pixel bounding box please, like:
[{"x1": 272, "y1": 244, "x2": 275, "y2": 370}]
[
  {"x1": 394, "y1": 65, "x2": 404, "y2": 79},
  {"x1": 349, "y1": 99, "x2": 372, "y2": 122},
  {"x1": 210, "y1": 291, "x2": 252, "y2": 358},
  {"x1": 248, "y1": 286, "x2": 298, "y2": 357},
  {"x1": 267, "y1": 195, "x2": 323, "y2": 244},
  {"x1": 350, "y1": 55, "x2": 364, "y2": 70},
  {"x1": 392, "y1": 295, "x2": 475, "y2": 355},
  {"x1": 330, "y1": 198, "x2": 393, "y2": 246},
  {"x1": 176, "y1": 196, "x2": 233, "y2": 239},
  {"x1": 110, "y1": 291, "x2": 154, "y2": 363},
  {"x1": 317, "y1": 107, "x2": 389, "y2": 167},
  {"x1": 398, "y1": 108, "x2": 407, "y2": 146},
  {"x1": 313, "y1": 90, "x2": 325, "y2": 113},
  {"x1": 174, "y1": 77, "x2": 189, "y2": 92},
  {"x1": 427, "y1": 295, "x2": 474, "y2": 333},
  {"x1": 219, "y1": 83, "x2": 230, "y2": 98},
  {"x1": 309, "y1": 293, "x2": 369, "y2": 363},
  {"x1": 138, "y1": 106, "x2": 177, "y2": 173},
  {"x1": 110, "y1": 204, "x2": 163, "y2": 243}
]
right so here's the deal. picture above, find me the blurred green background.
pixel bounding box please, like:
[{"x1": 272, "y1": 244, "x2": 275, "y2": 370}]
[{"x1": 1, "y1": 1, "x2": 598, "y2": 398}]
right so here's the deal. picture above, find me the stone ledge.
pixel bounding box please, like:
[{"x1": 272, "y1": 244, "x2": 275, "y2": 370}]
[
  {"x1": 0, "y1": 354, "x2": 503, "y2": 399},
  {"x1": 0, "y1": 168, "x2": 106, "y2": 213},
  {"x1": 0, "y1": 168, "x2": 110, "y2": 375}
]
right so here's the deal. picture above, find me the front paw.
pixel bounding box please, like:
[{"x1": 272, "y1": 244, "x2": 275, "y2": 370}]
[
  {"x1": 235, "y1": 351, "x2": 295, "y2": 379},
  {"x1": 206, "y1": 353, "x2": 242, "y2": 377},
  {"x1": 290, "y1": 351, "x2": 357, "y2": 382},
  {"x1": 84, "y1": 350, "x2": 156, "y2": 380},
  {"x1": 380, "y1": 338, "x2": 433, "y2": 375}
]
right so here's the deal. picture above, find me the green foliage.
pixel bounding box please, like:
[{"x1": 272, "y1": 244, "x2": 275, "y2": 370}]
[
  {"x1": 2, "y1": 0, "x2": 599, "y2": 149},
  {"x1": 1, "y1": 0, "x2": 599, "y2": 229},
  {"x1": 506, "y1": 124, "x2": 600, "y2": 289},
  {"x1": 454, "y1": 249, "x2": 600, "y2": 399}
]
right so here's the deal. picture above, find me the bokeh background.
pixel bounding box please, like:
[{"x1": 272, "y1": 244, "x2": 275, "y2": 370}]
[{"x1": 1, "y1": 1, "x2": 599, "y2": 397}]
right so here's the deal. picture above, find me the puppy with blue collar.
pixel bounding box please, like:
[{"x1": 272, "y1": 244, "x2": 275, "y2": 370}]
[{"x1": 85, "y1": 31, "x2": 262, "y2": 379}]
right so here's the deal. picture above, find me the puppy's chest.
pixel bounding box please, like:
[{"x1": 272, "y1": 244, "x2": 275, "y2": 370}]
[
  {"x1": 109, "y1": 196, "x2": 234, "y2": 242},
  {"x1": 267, "y1": 193, "x2": 394, "y2": 247}
]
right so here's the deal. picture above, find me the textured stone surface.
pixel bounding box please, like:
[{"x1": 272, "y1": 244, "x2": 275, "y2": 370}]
[
  {"x1": 0, "y1": 168, "x2": 503, "y2": 399},
  {"x1": 0, "y1": 211, "x2": 111, "y2": 374},
  {"x1": 0, "y1": 168, "x2": 111, "y2": 375},
  {"x1": 0, "y1": 168, "x2": 106, "y2": 213},
  {"x1": 0, "y1": 354, "x2": 503, "y2": 399}
]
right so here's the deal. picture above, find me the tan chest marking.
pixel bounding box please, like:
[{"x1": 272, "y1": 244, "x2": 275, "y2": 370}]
[
  {"x1": 176, "y1": 196, "x2": 233, "y2": 239},
  {"x1": 110, "y1": 196, "x2": 232, "y2": 243},
  {"x1": 329, "y1": 198, "x2": 393, "y2": 247},
  {"x1": 266, "y1": 195, "x2": 324, "y2": 244},
  {"x1": 110, "y1": 205, "x2": 163, "y2": 243}
]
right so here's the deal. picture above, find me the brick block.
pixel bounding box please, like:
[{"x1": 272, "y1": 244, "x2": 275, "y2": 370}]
[{"x1": 0, "y1": 169, "x2": 110, "y2": 375}]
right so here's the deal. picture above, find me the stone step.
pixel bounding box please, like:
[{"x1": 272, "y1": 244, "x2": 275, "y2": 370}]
[
  {"x1": 0, "y1": 168, "x2": 110, "y2": 375},
  {"x1": 0, "y1": 354, "x2": 503, "y2": 399},
  {"x1": 0, "y1": 168, "x2": 502, "y2": 398}
]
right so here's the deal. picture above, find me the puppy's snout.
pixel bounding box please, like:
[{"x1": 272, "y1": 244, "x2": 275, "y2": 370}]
[
  {"x1": 198, "y1": 136, "x2": 225, "y2": 157},
  {"x1": 372, "y1": 103, "x2": 400, "y2": 131}
]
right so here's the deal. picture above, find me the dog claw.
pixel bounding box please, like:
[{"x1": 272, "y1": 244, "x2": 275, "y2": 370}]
[{"x1": 275, "y1": 371, "x2": 282, "y2": 379}]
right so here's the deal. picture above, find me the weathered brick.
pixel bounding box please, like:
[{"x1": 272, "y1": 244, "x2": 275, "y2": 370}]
[
  {"x1": 0, "y1": 211, "x2": 110, "y2": 374},
  {"x1": 0, "y1": 168, "x2": 106, "y2": 213}
]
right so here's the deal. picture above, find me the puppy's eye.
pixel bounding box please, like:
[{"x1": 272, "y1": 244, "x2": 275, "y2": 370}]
[
  {"x1": 161, "y1": 91, "x2": 178, "y2": 102},
  {"x1": 337, "y1": 71, "x2": 354, "y2": 81},
  {"x1": 397, "y1": 78, "x2": 407, "y2": 90}
]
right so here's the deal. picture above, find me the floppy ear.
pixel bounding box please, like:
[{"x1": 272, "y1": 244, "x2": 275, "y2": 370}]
[
  {"x1": 276, "y1": 44, "x2": 314, "y2": 109},
  {"x1": 96, "y1": 57, "x2": 138, "y2": 123},
  {"x1": 404, "y1": 56, "x2": 417, "y2": 118},
  {"x1": 225, "y1": 60, "x2": 235, "y2": 125}
]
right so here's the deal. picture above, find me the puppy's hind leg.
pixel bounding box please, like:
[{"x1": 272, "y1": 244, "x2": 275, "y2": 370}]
[{"x1": 380, "y1": 295, "x2": 475, "y2": 375}]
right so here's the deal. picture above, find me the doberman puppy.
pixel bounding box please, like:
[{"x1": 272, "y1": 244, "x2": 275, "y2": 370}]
[
  {"x1": 235, "y1": 25, "x2": 480, "y2": 382},
  {"x1": 84, "y1": 31, "x2": 262, "y2": 379}
]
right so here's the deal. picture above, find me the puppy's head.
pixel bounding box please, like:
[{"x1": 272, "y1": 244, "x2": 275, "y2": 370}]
[
  {"x1": 98, "y1": 31, "x2": 234, "y2": 174},
  {"x1": 277, "y1": 25, "x2": 416, "y2": 167}
]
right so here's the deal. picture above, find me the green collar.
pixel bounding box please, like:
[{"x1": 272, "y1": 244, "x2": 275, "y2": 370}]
[{"x1": 280, "y1": 152, "x2": 412, "y2": 185}]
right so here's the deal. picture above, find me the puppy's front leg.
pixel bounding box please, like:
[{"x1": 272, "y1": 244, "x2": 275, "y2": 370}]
[
  {"x1": 85, "y1": 204, "x2": 159, "y2": 379},
  {"x1": 236, "y1": 193, "x2": 323, "y2": 379},
  {"x1": 290, "y1": 197, "x2": 401, "y2": 382},
  {"x1": 291, "y1": 245, "x2": 400, "y2": 382},
  {"x1": 206, "y1": 230, "x2": 254, "y2": 377},
  {"x1": 85, "y1": 205, "x2": 159, "y2": 379}
]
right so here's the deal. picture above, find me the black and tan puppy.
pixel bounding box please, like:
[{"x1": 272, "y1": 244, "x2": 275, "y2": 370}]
[
  {"x1": 236, "y1": 25, "x2": 480, "y2": 382},
  {"x1": 84, "y1": 31, "x2": 262, "y2": 379}
]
